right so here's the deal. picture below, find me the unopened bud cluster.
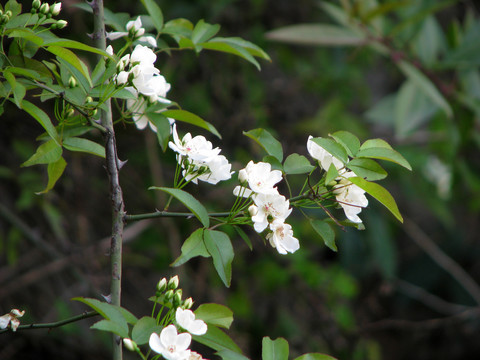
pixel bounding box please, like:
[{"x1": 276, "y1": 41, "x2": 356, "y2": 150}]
[
  {"x1": 0, "y1": 10, "x2": 13, "y2": 26},
  {"x1": 154, "y1": 275, "x2": 193, "y2": 309},
  {"x1": 30, "y1": 1, "x2": 66, "y2": 29}
]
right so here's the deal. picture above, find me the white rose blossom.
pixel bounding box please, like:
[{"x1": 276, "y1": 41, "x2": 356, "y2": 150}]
[
  {"x1": 169, "y1": 124, "x2": 233, "y2": 185},
  {"x1": 149, "y1": 325, "x2": 191, "y2": 360},
  {"x1": 234, "y1": 161, "x2": 283, "y2": 197},
  {"x1": 250, "y1": 192, "x2": 292, "y2": 233},
  {"x1": 333, "y1": 171, "x2": 368, "y2": 223},
  {"x1": 307, "y1": 135, "x2": 344, "y2": 172},
  {"x1": 266, "y1": 220, "x2": 300, "y2": 255},
  {"x1": 175, "y1": 308, "x2": 208, "y2": 336}
]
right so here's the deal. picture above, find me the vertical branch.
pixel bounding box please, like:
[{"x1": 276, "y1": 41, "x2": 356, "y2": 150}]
[{"x1": 90, "y1": 1, "x2": 124, "y2": 359}]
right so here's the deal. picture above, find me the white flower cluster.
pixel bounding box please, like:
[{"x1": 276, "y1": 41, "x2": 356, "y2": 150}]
[
  {"x1": 234, "y1": 161, "x2": 300, "y2": 255},
  {"x1": 107, "y1": 44, "x2": 173, "y2": 132},
  {"x1": 106, "y1": 16, "x2": 157, "y2": 48},
  {"x1": 147, "y1": 276, "x2": 208, "y2": 360},
  {"x1": 169, "y1": 124, "x2": 233, "y2": 185},
  {"x1": 307, "y1": 136, "x2": 368, "y2": 223},
  {"x1": 149, "y1": 308, "x2": 208, "y2": 360},
  {"x1": 0, "y1": 309, "x2": 25, "y2": 332}
]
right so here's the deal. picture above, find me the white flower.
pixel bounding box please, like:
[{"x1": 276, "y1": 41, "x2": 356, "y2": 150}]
[
  {"x1": 237, "y1": 161, "x2": 283, "y2": 196},
  {"x1": 0, "y1": 309, "x2": 25, "y2": 332},
  {"x1": 130, "y1": 45, "x2": 157, "y2": 67},
  {"x1": 175, "y1": 308, "x2": 208, "y2": 335},
  {"x1": 126, "y1": 16, "x2": 144, "y2": 37},
  {"x1": 333, "y1": 172, "x2": 368, "y2": 223},
  {"x1": 266, "y1": 220, "x2": 300, "y2": 254},
  {"x1": 188, "y1": 154, "x2": 233, "y2": 185},
  {"x1": 115, "y1": 71, "x2": 129, "y2": 85},
  {"x1": 106, "y1": 31, "x2": 128, "y2": 41},
  {"x1": 149, "y1": 325, "x2": 191, "y2": 360},
  {"x1": 138, "y1": 35, "x2": 158, "y2": 48},
  {"x1": 169, "y1": 125, "x2": 220, "y2": 162},
  {"x1": 251, "y1": 192, "x2": 292, "y2": 232},
  {"x1": 307, "y1": 136, "x2": 344, "y2": 172},
  {"x1": 106, "y1": 45, "x2": 114, "y2": 56},
  {"x1": 169, "y1": 125, "x2": 232, "y2": 185}
]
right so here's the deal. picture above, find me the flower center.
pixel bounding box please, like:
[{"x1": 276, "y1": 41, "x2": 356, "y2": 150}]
[{"x1": 167, "y1": 345, "x2": 176, "y2": 353}]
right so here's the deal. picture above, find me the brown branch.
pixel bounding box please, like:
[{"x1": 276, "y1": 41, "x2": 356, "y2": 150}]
[{"x1": 404, "y1": 218, "x2": 480, "y2": 305}]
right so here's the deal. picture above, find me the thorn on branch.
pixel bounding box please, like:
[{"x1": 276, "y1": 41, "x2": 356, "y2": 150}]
[{"x1": 116, "y1": 158, "x2": 128, "y2": 170}]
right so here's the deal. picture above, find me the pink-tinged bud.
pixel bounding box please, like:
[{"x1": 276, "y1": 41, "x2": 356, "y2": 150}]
[
  {"x1": 183, "y1": 297, "x2": 194, "y2": 309},
  {"x1": 39, "y1": 3, "x2": 49, "y2": 15},
  {"x1": 56, "y1": 20, "x2": 67, "y2": 29}
]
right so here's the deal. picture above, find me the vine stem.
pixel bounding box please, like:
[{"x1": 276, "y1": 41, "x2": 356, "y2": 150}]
[{"x1": 90, "y1": 1, "x2": 125, "y2": 360}]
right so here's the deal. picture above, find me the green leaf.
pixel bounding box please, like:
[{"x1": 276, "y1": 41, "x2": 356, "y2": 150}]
[
  {"x1": 262, "y1": 155, "x2": 283, "y2": 172},
  {"x1": 63, "y1": 137, "x2": 105, "y2": 158},
  {"x1": 347, "y1": 158, "x2": 387, "y2": 181},
  {"x1": 394, "y1": 80, "x2": 437, "y2": 138},
  {"x1": 295, "y1": 354, "x2": 338, "y2": 360},
  {"x1": 46, "y1": 46, "x2": 92, "y2": 88},
  {"x1": 311, "y1": 137, "x2": 348, "y2": 164},
  {"x1": 193, "y1": 325, "x2": 242, "y2": 354},
  {"x1": 283, "y1": 153, "x2": 315, "y2": 174},
  {"x1": 148, "y1": 113, "x2": 171, "y2": 151},
  {"x1": 216, "y1": 349, "x2": 250, "y2": 360},
  {"x1": 265, "y1": 24, "x2": 365, "y2": 46},
  {"x1": 329, "y1": 131, "x2": 360, "y2": 157},
  {"x1": 140, "y1": 0, "x2": 164, "y2": 32},
  {"x1": 7, "y1": 28, "x2": 44, "y2": 45},
  {"x1": 208, "y1": 37, "x2": 270, "y2": 61},
  {"x1": 397, "y1": 60, "x2": 452, "y2": 118},
  {"x1": 21, "y1": 100, "x2": 60, "y2": 143},
  {"x1": 161, "y1": 109, "x2": 221, "y2": 138},
  {"x1": 204, "y1": 230, "x2": 234, "y2": 288},
  {"x1": 262, "y1": 337, "x2": 289, "y2": 360},
  {"x1": 172, "y1": 228, "x2": 211, "y2": 267},
  {"x1": 234, "y1": 225, "x2": 252, "y2": 250},
  {"x1": 195, "y1": 303, "x2": 234, "y2": 329},
  {"x1": 192, "y1": 20, "x2": 221, "y2": 44},
  {"x1": 91, "y1": 319, "x2": 129, "y2": 338},
  {"x1": 43, "y1": 39, "x2": 112, "y2": 58},
  {"x1": 244, "y1": 128, "x2": 283, "y2": 162},
  {"x1": 131, "y1": 316, "x2": 162, "y2": 345},
  {"x1": 148, "y1": 187, "x2": 210, "y2": 227},
  {"x1": 37, "y1": 156, "x2": 67, "y2": 194},
  {"x1": 201, "y1": 38, "x2": 262, "y2": 70},
  {"x1": 325, "y1": 163, "x2": 339, "y2": 185},
  {"x1": 22, "y1": 140, "x2": 62, "y2": 167},
  {"x1": 356, "y1": 140, "x2": 411, "y2": 171},
  {"x1": 162, "y1": 18, "x2": 194, "y2": 39},
  {"x1": 349, "y1": 177, "x2": 403, "y2": 223},
  {"x1": 310, "y1": 219, "x2": 336, "y2": 252}
]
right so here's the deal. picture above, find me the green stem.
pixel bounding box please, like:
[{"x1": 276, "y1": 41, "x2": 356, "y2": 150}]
[
  {"x1": 91, "y1": 1, "x2": 125, "y2": 360},
  {"x1": 0, "y1": 311, "x2": 99, "y2": 334},
  {"x1": 124, "y1": 211, "x2": 232, "y2": 222}
]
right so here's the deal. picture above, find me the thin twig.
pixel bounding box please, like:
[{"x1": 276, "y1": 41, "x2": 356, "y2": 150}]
[
  {"x1": 0, "y1": 311, "x2": 99, "y2": 334},
  {"x1": 404, "y1": 218, "x2": 480, "y2": 305}
]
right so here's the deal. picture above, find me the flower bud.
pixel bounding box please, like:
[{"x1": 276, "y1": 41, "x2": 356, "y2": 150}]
[
  {"x1": 56, "y1": 20, "x2": 67, "y2": 29},
  {"x1": 105, "y1": 45, "x2": 114, "y2": 57},
  {"x1": 68, "y1": 76, "x2": 77, "y2": 88},
  {"x1": 164, "y1": 289, "x2": 174, "y2": 301},
  {"x1": 168, "y1": 275, "x2": 179, "y2": 290},
  {"x1": 123, "y1": 338, "x2": 137, "y2": 352},
  {"x1": 39, "y1": 3, "x2": 49, "y2": 15},
  {"x1": 5, "y1": 10, "x2": 12, "y2": 18},
  {"x1": 156, "y1": 278, "x2": 167, "y2": 293},
  {"x1": 11, "y1": 309, "x2": 25, "y2": 317},
  {"x1": 85, "y1": 96, "x2": 94, "y2": 104},
  {"x1": 32, "y1": 0, "x2": 41, "y2": 10},
  {"x1": 183, "y1": 297, "x2": 194, "y2": 310},
  {"x1": 173, "y1": 289, "x2": 183, "y2": 307},
  {"x1": 238, "y1": 169, "x2": 247, "y2": 183},
  {"x1": 115, "y1": 71, "x2": 129, "y2": 86},
  {"x1": 50, "y1": 2, "x2": 61, "y2": 16},
  {"x1": 135, "y1": 28, "x2": 145, "y2": 37},
  {"x1": 248, "y1": 204, "x2": 258, "y2": 217},
  {"x1": 65, "y1": 108, "x2": 75, "y2": 118}
]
